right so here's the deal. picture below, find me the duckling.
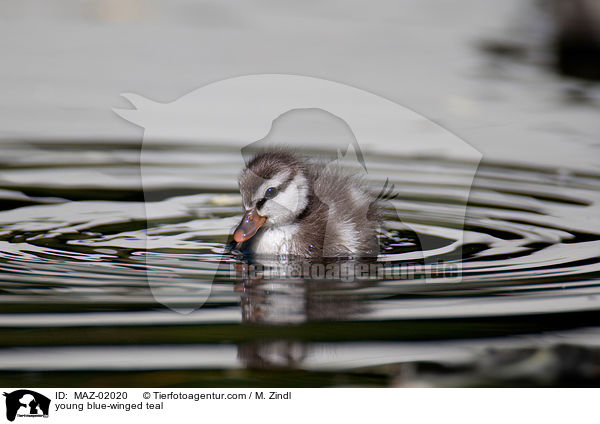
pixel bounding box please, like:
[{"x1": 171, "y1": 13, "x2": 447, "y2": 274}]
[{"x1": 233, "y1": 150, "x2": 380, "y2": 257}]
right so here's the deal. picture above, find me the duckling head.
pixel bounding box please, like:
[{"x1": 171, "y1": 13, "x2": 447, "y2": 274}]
[{"x1": 234, "y1": 152, "x2": 309, "y2": 243}]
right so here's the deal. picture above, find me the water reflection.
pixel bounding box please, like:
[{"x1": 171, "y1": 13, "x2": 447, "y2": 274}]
[
  {"x1": 234, "y1": 263, "x2": 373, "y2": 324},
  {"x1": 234, "y1": 257, "x2": 376, "y2": 369},
  {"x1": 1, "y1": 142, "x2": 600, "y2": 385}
]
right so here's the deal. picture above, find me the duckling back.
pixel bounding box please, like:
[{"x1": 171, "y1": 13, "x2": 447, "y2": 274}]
[{"x1": 297, "y1": 164, "x2": 380, "y2": 257}]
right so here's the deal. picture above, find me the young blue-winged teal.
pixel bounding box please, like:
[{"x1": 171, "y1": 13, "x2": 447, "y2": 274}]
[{"x1": 233, "y1": 151, "x2": 380, "y2": 257}]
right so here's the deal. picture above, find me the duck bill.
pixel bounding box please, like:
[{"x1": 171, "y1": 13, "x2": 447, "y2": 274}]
[{"x1": 233, "y1": 208, "x2": 267, "y2": 242}]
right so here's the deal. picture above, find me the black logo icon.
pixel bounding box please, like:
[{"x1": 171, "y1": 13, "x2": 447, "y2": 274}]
[{"x1": 3, "y1": 390, "x2": 50, "y2": 422}]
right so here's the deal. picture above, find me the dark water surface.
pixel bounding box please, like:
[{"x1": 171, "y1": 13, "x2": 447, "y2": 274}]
[{"x1": 1, "y1": 142, "x2": 600, "y2": 387}]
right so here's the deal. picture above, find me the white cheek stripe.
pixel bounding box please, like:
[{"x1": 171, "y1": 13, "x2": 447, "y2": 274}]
[
  {"x1": 253, "y1": 171, "x2": 292, "y2": 204},
  {"x1": 255, "y1": 173, "x2": 309, "y2": 226},
  {"x1": 270, "y1": 177, "x2": 302, "y2": 211}
]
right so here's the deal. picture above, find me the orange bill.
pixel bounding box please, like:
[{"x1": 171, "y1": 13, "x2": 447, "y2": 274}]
[{"x1": 233, "y1": 208, "x2": 267, "y2": 242}]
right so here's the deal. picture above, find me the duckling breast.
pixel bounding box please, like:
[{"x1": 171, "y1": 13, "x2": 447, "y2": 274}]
[{"x1": 251, "y1": 224, "x2": 300, "y2": 256}]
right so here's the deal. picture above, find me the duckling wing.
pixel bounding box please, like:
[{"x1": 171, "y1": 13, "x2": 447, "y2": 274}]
[{"x1": 309, "y1": 165, "x2": 380, "y2": 257}]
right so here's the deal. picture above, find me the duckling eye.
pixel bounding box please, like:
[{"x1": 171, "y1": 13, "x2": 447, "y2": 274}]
[{"x1": 264, "y1": 187, "x2": 278, "y2": 199}]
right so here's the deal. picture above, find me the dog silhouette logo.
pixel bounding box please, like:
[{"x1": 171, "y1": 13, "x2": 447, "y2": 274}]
[
  {"x1": 114, "y1": 74, "x2": 482, "y2": 312},
  {"x1": 3, "y1": 390, "x2": 50, "y2": 422}
]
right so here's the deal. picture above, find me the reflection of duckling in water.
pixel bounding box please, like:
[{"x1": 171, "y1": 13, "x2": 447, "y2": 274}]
[
  {"x1": 235, "y1": 276, "x2": 372, "y2": 370},
  {"x1": 230, "y1": 151, "x2": 425, "y2": 369},
  {"x1": 233, "y1": 150, "x2": 381, "y2": 258},
  {"x1": 236, "y1": 277, "x2": 371, "y2": 324}
]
